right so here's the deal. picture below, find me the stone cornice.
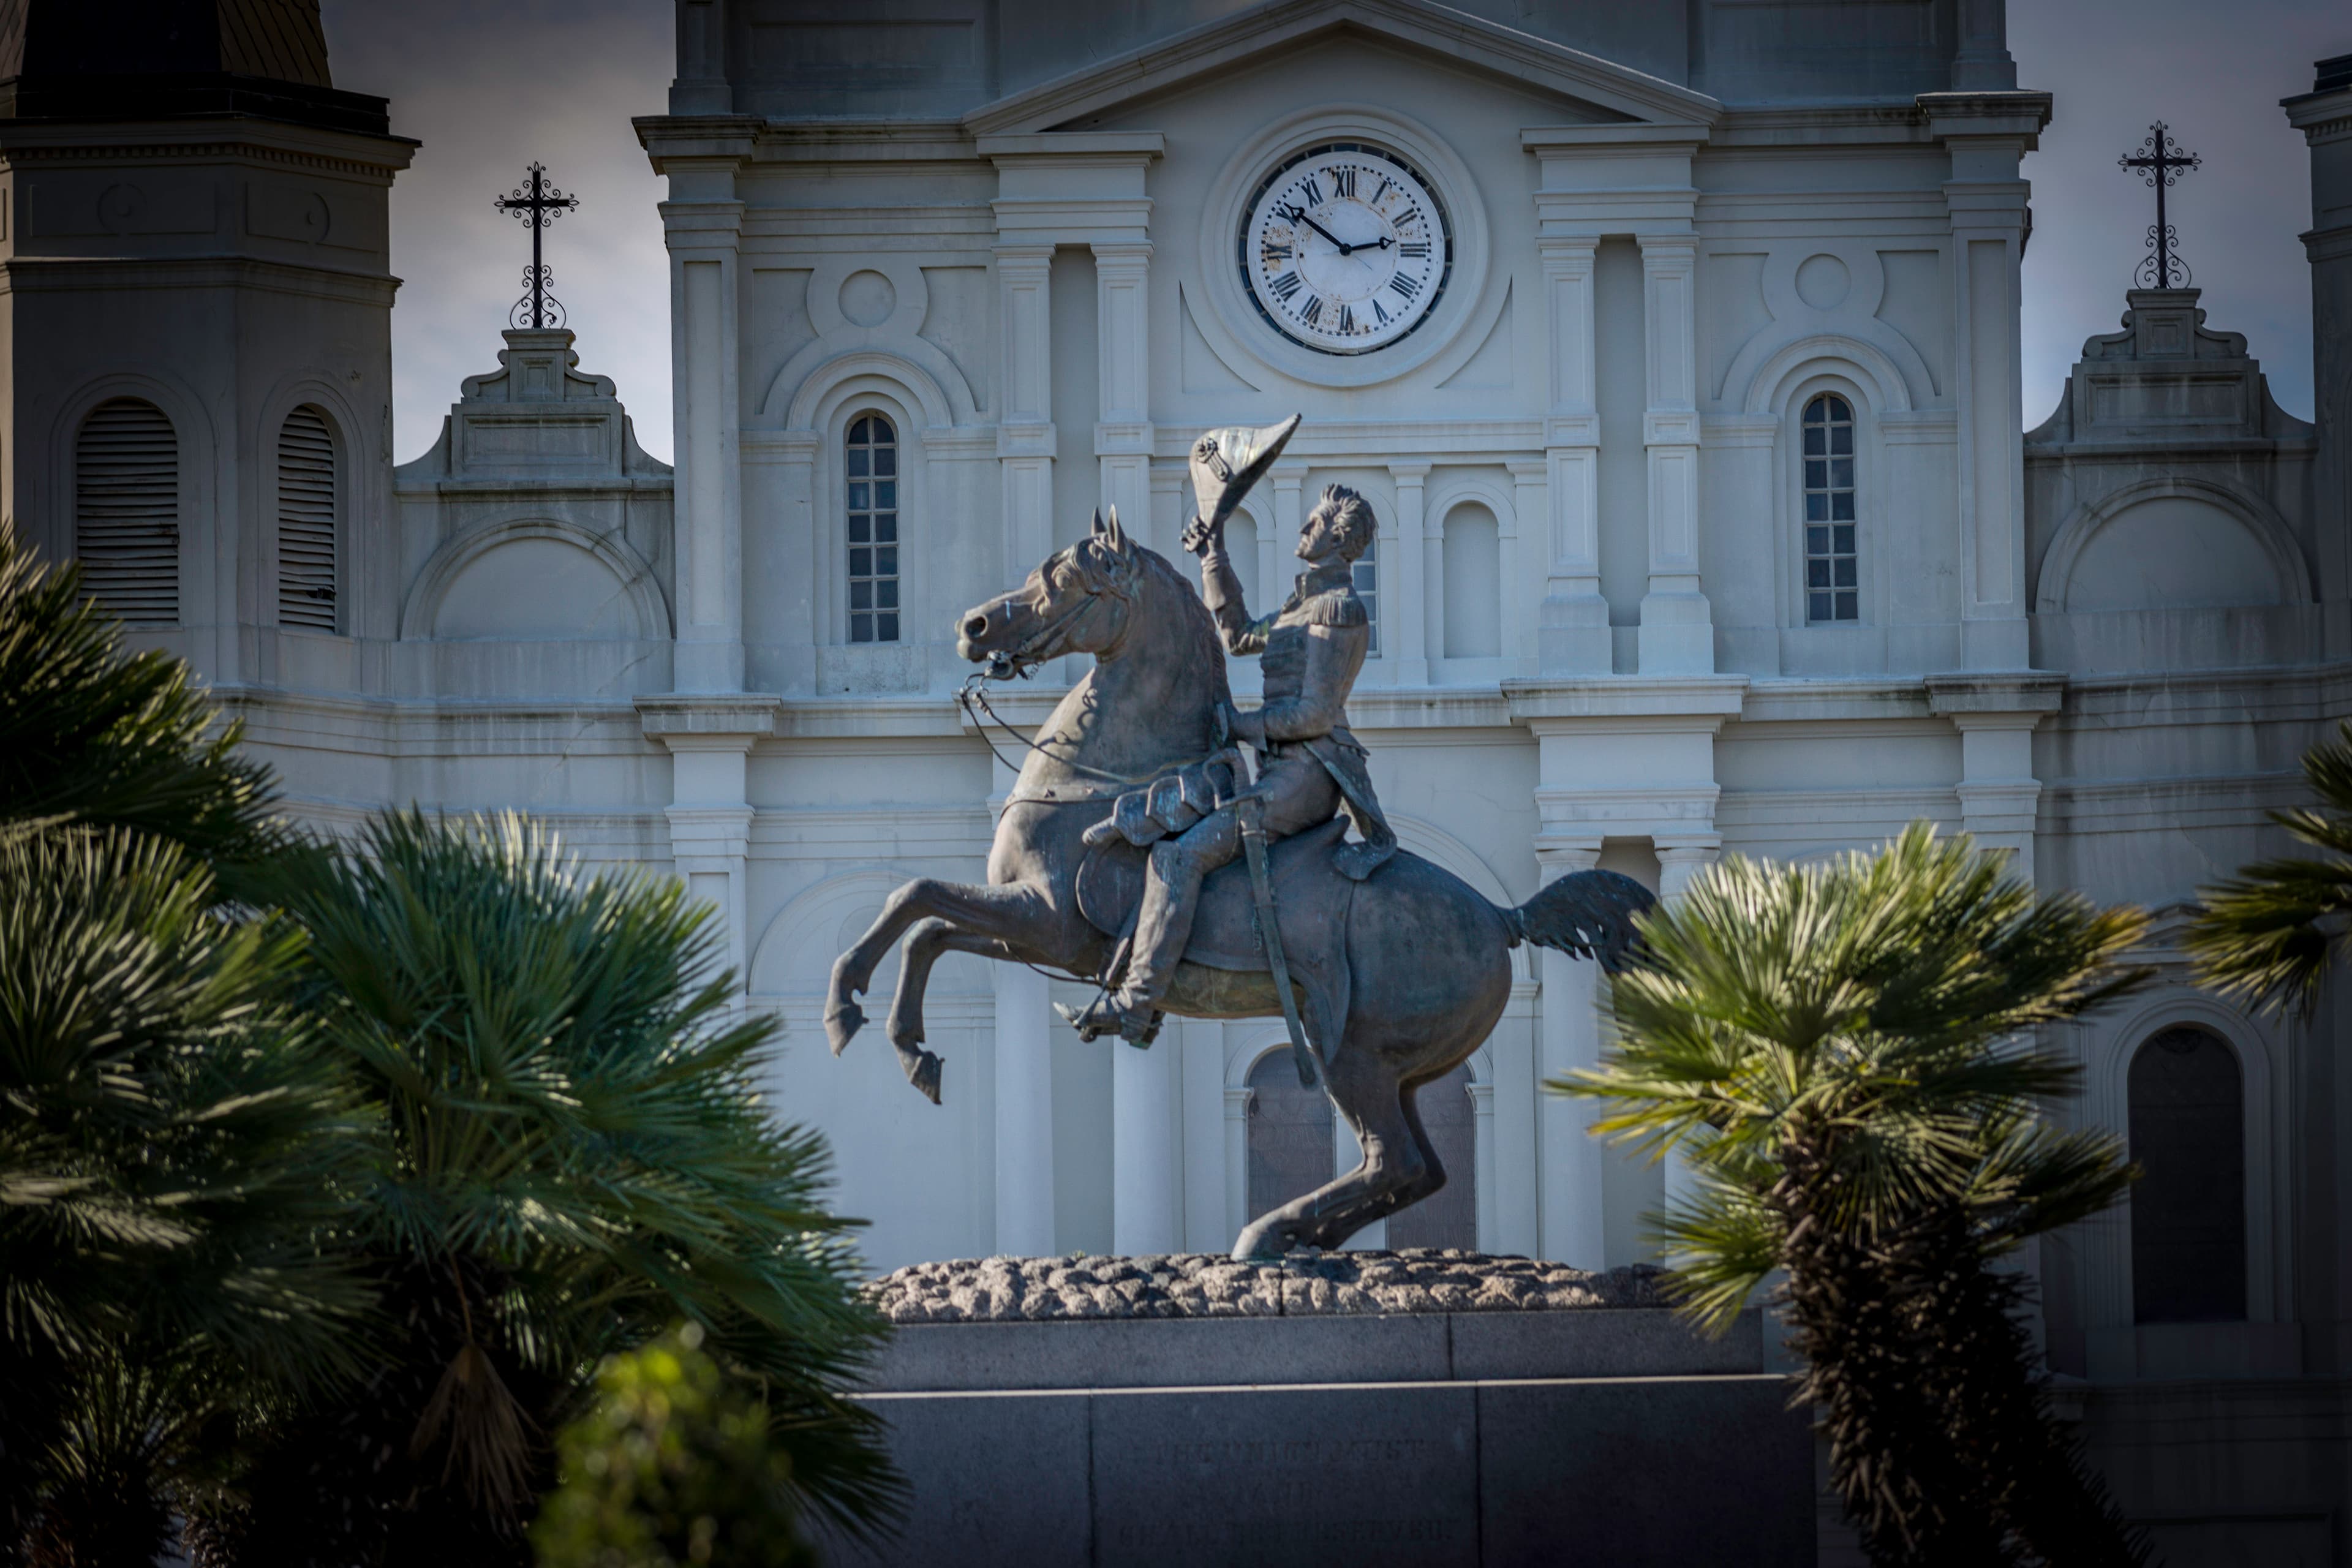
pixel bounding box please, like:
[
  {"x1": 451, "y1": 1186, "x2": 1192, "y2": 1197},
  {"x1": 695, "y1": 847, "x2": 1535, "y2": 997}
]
[
  {"x1": 0, "y1": 255, "x2": 398, "y2": 304},
  {"x1": 0, "y1": 120, "x2": 416, "y2": 180}
]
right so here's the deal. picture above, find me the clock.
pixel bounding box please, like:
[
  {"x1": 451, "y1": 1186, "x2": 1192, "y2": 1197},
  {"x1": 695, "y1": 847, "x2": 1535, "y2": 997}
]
[{"x1": 1238, "y1": 141, "x2": 1452, "y2": 356}]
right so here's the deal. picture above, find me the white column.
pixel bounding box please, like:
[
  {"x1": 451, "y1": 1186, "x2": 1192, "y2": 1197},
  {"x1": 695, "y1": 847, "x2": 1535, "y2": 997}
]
[
  {"x1": 1113, "y1": 1038, "x2": 1180, "y2": 1255},
  {"x1": 1178, "y1": 1017, "x2": 1229, "y2": 1252},
  {"x1": 1268, "y1": 464, "x2": 1305, "y2": 614},
  {"x1": 1389, "y1": 461, "x2": 1430, "y2": 685},
  {"x1": 995, "y1": 244, "x2": 1055, "y2": 585},
  {"x1": 1950, "y1": 0, "x2": 2016, "y2": 91},
  {"x1": 988, "y1": 752, "x2": 1055, "y2": 1255},
  {"x1": 1654, "y1": 839, "x2": 1721, "y2": 1221},
  {"x1": 1504, "y1": 459, "x2": 1544, "y2": 675},
  {"x1": 1093, "y1": 241, "x2": 1153, "y2": 533},
  {"x1": 1536, "y1": 835, "x2": 1607, "y2": 1270},
  {"x1": 638, "y1": 696, "x2": 778, "y2": 1001},
  {"x1": 1469, "y1": 1077, "x2": 1498, "y2": 1253},
  {"x1": 666, "y1": 195, "x2": 747, "y2": 692},
  {"x1": 1422, "y1": 484, "x2": 1447, "y2": 672},
  {"x1": 1537, "y1": 238, "x2": 1610, "y2": 673},
  {"x1": 1637, "y1": 233, "x2": 1711, "y2": 674}
]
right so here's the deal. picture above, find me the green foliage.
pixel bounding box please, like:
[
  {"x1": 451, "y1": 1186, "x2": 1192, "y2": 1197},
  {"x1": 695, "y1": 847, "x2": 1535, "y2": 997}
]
[
  {"x1": 1561, "y1": 824, "x2": 2151, "y2": 1566},
  {"x1": 0, "y1": 826, "x2": 367, "y2": 1561},
  {"x1": 214, "y1": 813, "x2": 900, "y2": 1564},
  {"x1": 533, "y1": 1322, "x2": 815, "y2": 1568},
  {"x1": 2187, "y1": 720, "x2": 2352, "y2": 1017},
  {"x1": 0, "y1": 521, "x2": 277, "y2": 869}
]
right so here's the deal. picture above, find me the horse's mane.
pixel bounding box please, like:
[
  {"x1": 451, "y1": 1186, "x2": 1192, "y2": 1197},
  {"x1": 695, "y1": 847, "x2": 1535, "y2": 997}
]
[{"x1": 1130, "y1": 541, "x2": 1233, "y2": 710}]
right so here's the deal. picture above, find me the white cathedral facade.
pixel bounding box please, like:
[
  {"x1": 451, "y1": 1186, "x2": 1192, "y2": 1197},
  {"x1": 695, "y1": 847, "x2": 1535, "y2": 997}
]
[{"x1": 5, "y1": 1, "x2": 2350, "y2": 1557}]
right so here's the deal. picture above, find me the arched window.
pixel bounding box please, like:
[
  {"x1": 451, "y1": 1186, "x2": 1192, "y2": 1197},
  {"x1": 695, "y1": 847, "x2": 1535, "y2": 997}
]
[
  {"x1": 2128, "y1": 1026, "x2": 2247, "y2": 1324},
  {"x1": 1352, "y1": 530, "x2": 1379, "y2": 655},
  {"x1": 75, "y1": 398, "x2": 178, "y2": 625},
  {"x1": 1801, "y1": 393, "x2": 1857, "y2": 624},
  {"x1": 1386, "y1": 1062, "x2": 1476, "y2": 1251},
  {"x1": 277, "y1": 405, "x2": 337, "y2": 631},
  {"x1": 1246, "y1": 1050, "x2": 1332, "y2": 1224},
  {"x1": 845, "y1": 414, "x2": 899, "y2": 644}
]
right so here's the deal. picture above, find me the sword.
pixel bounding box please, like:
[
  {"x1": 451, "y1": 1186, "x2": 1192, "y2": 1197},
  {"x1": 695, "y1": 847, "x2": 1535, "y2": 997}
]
[{"x1": 1236, "y1": 795, "x2": 1319, "y2": 1090}]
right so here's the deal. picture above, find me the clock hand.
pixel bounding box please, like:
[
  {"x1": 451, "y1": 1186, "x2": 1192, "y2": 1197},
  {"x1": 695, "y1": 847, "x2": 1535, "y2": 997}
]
[{"x1": 1282, "y1": 202, "x2": 1355, "y2": 256}]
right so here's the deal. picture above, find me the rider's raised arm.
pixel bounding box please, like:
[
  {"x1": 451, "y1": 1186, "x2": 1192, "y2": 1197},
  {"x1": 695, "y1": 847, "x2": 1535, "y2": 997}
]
[
  {"x1": 1259, "y1": 611, "x2": 1369, "y2": 742},
  {"x1": 1200, "y1": 540, "x2": 1273, "y2": 655}
]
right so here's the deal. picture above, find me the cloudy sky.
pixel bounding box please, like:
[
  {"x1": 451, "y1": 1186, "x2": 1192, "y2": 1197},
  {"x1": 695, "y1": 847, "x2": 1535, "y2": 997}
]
[{"x1": 319, "y1": 1, "x2": 2348, "y2": 467}]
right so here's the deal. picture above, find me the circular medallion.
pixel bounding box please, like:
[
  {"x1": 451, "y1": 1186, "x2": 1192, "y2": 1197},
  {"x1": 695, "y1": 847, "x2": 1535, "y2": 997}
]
[{"x1": 1238, "y1": 141, "x2": 1452, "y2": 356}]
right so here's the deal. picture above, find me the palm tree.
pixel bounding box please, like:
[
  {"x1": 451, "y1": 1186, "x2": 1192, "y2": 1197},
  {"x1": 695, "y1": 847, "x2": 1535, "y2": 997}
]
[
  {"x1": 0, "y1": 521, "x2": 279, "y2": 872},
  {"x1": 2186, "y1": 720, "x2": 2352, "y2": 1016},
  {"x1": 0, "y1": 827, "x2": 368, "y2": 1564},
  {"x1": 0, "y1": 523, "x2": 363, "y2": 1564},
  {"x1": 1561, "y1": 824, "x2": 2153, "y2": 1566},
  {"x1": 209, "y1": 812, "x2": 900, "y2": 1565}
]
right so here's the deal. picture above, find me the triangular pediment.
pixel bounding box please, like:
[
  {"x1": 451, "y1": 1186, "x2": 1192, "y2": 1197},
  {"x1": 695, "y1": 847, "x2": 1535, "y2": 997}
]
[{"x1": 962, "y1": 0, "x2": 1721, "y2": 137}]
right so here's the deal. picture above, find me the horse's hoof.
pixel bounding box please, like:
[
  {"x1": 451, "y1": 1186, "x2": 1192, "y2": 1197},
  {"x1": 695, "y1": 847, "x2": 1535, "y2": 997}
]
[
  {"x1": 824, "y1": 1000, "x2": 865, "y2": 1057},
  {"x1": 1230, "y1": 1219, "x2": 1287, "y2": 1261},
  {"x1": 906, "y1": 1049, "x2": 943, "y2": 1105}
]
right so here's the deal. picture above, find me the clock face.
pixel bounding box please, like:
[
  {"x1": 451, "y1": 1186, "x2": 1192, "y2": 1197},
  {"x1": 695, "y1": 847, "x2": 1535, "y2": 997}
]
[{"x1": 1240, "y1": 142, "x2": 1452, "y2": 356}]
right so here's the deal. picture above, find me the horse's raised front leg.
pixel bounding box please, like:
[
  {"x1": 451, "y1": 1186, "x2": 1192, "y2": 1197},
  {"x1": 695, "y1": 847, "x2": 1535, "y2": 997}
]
[
  {"x1": 884, "y1": 921, "x2": 1033, "y2": 1104},
  {"x1": 826, "y1": 877, "x2": 1054, "y2": 1085}
]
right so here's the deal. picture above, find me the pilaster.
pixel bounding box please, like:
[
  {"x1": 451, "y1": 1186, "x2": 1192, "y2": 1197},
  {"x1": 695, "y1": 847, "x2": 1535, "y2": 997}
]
[
  {"x1": 1532, "y1": 834, "x2": 1606, "y2": 1270},
  {"x1": 661, "y1": 184, "x2": 748, "y2": 692},
  {"x1": 2285, "y1": 69, "x2": 2352, "y2": 654},
  {"x1": 1504, "y1": 458, "x2": 1546, "y2": 676},
  {"x1": 1268, "y1": 463, "x2": 1306, "y2": 618},
  {"x1": 1093, "y1": 240, "x2": 1155, "y2": 535},
  {"x1": 993, "y1": 244, "x2": 1056, "y2": 584},
  {"x1": 1389, "y1": 460, "x2": 1431, "y2": 685},
  {"x1": 1926, "y1": 671, "x2": 2064, "y2": 884},
  {"x1": 1924, "y1": 92, "x2": 2051, "y2": 671},
  {"x1": 636, "y1": 694, "x2": 780, "y2": 992},
  {"x1": 1637, "y1": 233, "x2": 1710, "y2": 673},
  {"x1": 1536, "y1": 237, "x2": 1608, "y2": 673}
]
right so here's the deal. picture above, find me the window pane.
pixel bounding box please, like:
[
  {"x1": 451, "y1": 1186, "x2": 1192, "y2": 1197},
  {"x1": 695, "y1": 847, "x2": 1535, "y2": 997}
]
[
  {"x1": 877, "y1": 579, "x2": 898, "y2": 609},
  {"x1": 1828, "y1": 395, "x2": 1850, "y2": 420},
  {"x1": 1830, "y1": 424, "x2": 1853, "y2": 456},
  {"x1": 876, "y1": 482, "x2": 896, "y2": 508},
  {"x1": 1807, "y1": 526, "x2": 1829, "y2": 554},
  {"x1": 848, "y1": 448, "x2": 869, "y2": 477},
  {"x1": 1803, "y1": 426, "x2": 1825, "y2": 456},
  {"x1": 875, "y1": 447, "x2": 896, "y2": 476},
  {"x1": 1809, "y1": 592, "x2": 1831, "y2": 620},
  {"x1": 1833, "y1": 525, "x2": 1854, "y2": 554},
  {"x1": 1806, "y1": 494, "x2": 1827, "y2": 522},
  {"x1": 1807, "y1": 559, "x2": 1830, "y2": 589},
  {"x1": 851, "y1": 612, "x2": 872, "y2": 642},
  {"x1": 1831, "y1": 491, "x2": 1855, "y2": 521},
  {"x1": 1834, "y1": 558, "x2": 1857, "y2": 588},
  {"x1": 850, "y1": 579, "x2": 872, "y2": 610},
  {"x1": 2130, "y1": 1028, "x2": 2247, "y2": 1323},
  {"x1": 877, "y1": 612, "x2": 898, "y2": 640},
  {"x1": 876, "y1": 516, "x2": 897, "y2": 543},
  {"x1": 876, "y1": 546, "x2": 897, "y2": 575},
  {"x1": 849, "y1": 548, "x2": 870, "y2": 576},
  {"x1": 1834, "y1": 592, "x2": 1856, "y2": 619},
  {"x1": 849, "y1": 483, "x2": 868, "y2": 510},
  {"x1": 849, "y1": 516, "x2": 870, "y2": 543},
  {"x1": 1830, "y1": 459, "x2": 1853, "y2": 489},
  {"x1": 1804, "y1": 461, "x2": 1826, "y2": 488},
  {"x1": 850, "y1": 417, "x2": 869, "y2": 443}
]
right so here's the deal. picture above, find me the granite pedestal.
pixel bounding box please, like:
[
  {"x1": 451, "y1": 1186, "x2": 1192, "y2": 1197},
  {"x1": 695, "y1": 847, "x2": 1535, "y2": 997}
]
[{"x1": 829, "y1": 1254, "x2": 1815, "y2": 1567}]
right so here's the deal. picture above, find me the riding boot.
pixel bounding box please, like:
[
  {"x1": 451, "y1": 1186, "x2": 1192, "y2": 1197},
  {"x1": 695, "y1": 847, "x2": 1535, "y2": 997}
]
[{"x1": 1077, "y1": 848, "x2": 1206, "y2": 1043}]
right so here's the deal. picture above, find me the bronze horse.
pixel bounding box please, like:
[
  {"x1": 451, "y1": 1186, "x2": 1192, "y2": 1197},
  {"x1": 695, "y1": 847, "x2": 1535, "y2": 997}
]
[{"x1": 825, "y1": 509, "x2": 1650, "y2": 1259}]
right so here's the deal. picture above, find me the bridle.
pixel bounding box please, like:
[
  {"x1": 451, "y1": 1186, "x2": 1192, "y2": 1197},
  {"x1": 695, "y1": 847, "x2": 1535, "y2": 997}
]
[{"x1": 957, "y1": 562, "x2": 1145, "y2": 785}]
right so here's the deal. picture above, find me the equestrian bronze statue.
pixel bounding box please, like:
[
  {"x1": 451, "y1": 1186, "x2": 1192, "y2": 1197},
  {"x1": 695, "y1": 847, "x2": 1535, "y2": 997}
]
[{"x1": 826, "y1": 418, "x2": 1652, "y2": 1259}]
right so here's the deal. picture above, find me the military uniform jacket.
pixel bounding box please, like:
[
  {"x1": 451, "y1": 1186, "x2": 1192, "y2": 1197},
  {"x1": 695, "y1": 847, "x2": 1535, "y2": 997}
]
[{"x1": 1205, "y1": 551, "x2": 1397, "y2": 881}]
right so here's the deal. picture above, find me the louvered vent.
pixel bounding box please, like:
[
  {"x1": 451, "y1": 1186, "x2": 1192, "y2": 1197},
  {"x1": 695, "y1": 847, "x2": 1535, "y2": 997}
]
[
  {"x1": 277, "y1": 407, "x2": 337, "y2": 631},
  {"x1": 75, "y1": 399, "x2": 179, "y2": 626}
]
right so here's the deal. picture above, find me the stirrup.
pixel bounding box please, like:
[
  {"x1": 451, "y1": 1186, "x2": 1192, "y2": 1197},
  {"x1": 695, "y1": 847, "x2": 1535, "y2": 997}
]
[{"x1": 1056, "y1": 993, "x2": 1161, "y2": 1047}]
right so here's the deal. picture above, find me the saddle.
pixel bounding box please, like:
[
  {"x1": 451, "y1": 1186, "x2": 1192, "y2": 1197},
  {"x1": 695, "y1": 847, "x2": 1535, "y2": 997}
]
[{"x1": 1075, "y1": 816, "x2": 1359, "y2": 1049}]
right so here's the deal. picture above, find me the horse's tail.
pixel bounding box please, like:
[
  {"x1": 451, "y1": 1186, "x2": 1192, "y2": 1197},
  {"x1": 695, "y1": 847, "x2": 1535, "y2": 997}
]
[{"x1": 1498, "y1": 869, "x2": 1655, "y2": 974}]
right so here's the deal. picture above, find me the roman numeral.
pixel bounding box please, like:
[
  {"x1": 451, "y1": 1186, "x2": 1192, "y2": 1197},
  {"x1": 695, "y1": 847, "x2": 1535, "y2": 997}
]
[
  {"x1": 1338, "y1": 304, "x2": 1355, "y2": 335},
  {"x1": 1335, "y1": 167, "x2": 1357, "y2": 198},
  {"x1": 1399, "y1": 241, "x2": 1430, "y2": 258},
  {"x1": 1399, "y1": 206, "x2": 1422, "y2": 228},
  {"x1": 1373, "y1": 299, "x2": 1390, "y2": 326},
  {"x1": 1262, "y1": 242, "x2": 1293, "y2": 262},
  {"x1": 1270, "y1": 271, "x2": 1302, "y2": 300},
  {"x1": 1389, "y1": 273, "x2": 1420, "y2": 300},
  {"x1": 1300, "y1": 176, "x2": 1324, "y2": 207},
  {"x1": 1373, "y1": 177, "x2": 1392, "y2": 204},
  {"x1": 1301, "y1": 296, "x2": 1323, "y2": 326}
]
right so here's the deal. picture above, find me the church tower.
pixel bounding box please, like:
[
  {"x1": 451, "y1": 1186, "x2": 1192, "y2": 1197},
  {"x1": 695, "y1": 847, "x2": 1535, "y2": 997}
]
[{"x1": 0, "y1": 0, "x2": 414, "y2": 685}]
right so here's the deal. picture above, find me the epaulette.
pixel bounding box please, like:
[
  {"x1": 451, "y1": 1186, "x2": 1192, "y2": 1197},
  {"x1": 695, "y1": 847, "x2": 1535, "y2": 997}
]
[{"x1": 1302, "y1": 588, "x2": 1369, "y2": 629}]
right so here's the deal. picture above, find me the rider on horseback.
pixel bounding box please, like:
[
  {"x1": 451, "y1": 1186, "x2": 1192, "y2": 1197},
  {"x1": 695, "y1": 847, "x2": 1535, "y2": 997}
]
[{"x1": 1074, "y1": 420, "x2": 1395, "y2": 1044}]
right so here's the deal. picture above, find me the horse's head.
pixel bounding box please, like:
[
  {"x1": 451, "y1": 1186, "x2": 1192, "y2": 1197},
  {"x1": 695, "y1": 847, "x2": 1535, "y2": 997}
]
[{"x1": 958, "y1": 508, "x2": 1144, "y2": 676}]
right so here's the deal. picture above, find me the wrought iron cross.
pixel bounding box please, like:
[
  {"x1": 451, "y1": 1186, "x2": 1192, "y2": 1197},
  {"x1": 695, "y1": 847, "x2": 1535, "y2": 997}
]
[
  {"x1": 2117, "y1": 121, "x2": 2201, "y2": 290},
  {"x1": 493, "y1": 162, "x2": 581, "y2": 330}
]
